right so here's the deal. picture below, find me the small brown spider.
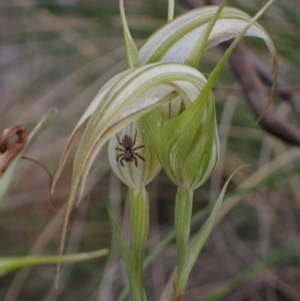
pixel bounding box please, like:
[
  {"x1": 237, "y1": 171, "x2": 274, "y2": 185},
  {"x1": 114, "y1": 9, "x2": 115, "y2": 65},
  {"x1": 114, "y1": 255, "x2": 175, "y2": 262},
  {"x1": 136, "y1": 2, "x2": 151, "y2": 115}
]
[{"x1": 115, "y1": 129, "x2": 145, "y2": 167}]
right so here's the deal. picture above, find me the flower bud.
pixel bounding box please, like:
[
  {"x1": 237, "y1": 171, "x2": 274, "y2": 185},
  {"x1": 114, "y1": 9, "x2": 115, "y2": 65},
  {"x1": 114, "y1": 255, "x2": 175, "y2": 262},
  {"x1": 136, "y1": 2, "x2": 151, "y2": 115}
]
[
  {"x1": 141, "y1": 93, "x2": 219, "y2": 190},
  {"x1": 107, "y1": 121, "x2": 161, "y2": 189}
]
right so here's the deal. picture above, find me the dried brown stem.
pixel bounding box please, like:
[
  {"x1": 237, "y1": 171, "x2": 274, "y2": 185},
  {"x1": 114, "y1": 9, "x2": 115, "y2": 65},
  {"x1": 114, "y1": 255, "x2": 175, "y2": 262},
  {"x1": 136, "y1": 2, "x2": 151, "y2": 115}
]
[
  {"x1": 21, "y1": 155, "x2": 58, "y2": 211},
  {"x1": 220, "y1": 40, "x2": 300, "y2": 145},
  {"x1": 180, "y1": 0, "x2": 300, "y2": 146}
]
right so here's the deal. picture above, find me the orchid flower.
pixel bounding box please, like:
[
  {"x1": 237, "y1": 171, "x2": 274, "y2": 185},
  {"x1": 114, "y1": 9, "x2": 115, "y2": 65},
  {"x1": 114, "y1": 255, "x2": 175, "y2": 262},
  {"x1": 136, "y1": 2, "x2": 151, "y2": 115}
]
[{"x1": 53, "y1": 0, "x2": 277, "y2": 299}]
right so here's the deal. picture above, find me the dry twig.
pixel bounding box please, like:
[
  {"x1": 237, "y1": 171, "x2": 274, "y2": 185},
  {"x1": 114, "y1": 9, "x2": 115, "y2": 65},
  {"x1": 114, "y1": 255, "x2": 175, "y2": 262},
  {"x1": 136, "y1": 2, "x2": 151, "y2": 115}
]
[{"x1": 182, "y1": 0, "x2": 300, "y2": 146}]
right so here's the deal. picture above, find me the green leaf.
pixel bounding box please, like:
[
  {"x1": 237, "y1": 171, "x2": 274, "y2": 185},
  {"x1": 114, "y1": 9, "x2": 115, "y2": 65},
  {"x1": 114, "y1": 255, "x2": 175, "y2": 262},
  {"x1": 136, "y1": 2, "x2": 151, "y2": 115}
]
[
  {"x1": 0, "y1": 249, "x2": 108, "y2": 276},
  {"x1": 119, "y1": 0, "x2": 140, "y2": 68},
  {"x1": 108, "y1": 210, "x2": 142, "y2": 301},
  {"x1": 175, "y1": 166, "x2": 248, "y2": 294}
]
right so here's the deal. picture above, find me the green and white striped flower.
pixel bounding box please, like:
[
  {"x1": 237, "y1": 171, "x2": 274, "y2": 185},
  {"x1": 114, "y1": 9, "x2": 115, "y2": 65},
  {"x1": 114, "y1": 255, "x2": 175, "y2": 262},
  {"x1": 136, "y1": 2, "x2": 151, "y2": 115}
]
[
  {"x1": 52, "y1": 0, "x2": 277, "y2": 298},
  {"x1": 107, "y1": 121, "x2": 161, "y2": 189},
  {"x1": 141, "y1": 88, "x2": 219, "y2": 190},
  {"x1": 52, "y1": 0, "x2": 277, "y2": 219}
]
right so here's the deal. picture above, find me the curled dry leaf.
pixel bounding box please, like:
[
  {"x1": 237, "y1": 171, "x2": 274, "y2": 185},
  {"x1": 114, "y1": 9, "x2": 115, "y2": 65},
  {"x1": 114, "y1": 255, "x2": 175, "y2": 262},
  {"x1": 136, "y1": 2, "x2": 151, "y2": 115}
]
[
  {"x1": 0, "y1": 123, "x2": 56, "y2": 210},
  {"x1": 0, "y1": 125, "x2": 27, "y2": 177}
]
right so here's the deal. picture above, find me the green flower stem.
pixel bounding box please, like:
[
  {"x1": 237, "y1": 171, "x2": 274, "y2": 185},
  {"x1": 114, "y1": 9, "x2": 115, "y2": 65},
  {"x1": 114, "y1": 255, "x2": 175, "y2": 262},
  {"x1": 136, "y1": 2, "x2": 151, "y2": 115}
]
[
  {"x1": 129, "y1": 187, "x2": 149, "y2": 300},
  {"x1": 174, "y1": 187, "x2": 193, "y2": 298}
]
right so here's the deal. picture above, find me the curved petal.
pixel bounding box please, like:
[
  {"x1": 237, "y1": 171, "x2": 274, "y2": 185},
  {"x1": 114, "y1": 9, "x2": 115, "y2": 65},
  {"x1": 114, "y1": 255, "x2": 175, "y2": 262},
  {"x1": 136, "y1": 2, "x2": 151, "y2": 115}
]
[
  {"x1": 74, "y1": 63, "x2": 207, "y2": 188},
  {"x1": 56, "y1": 63, "x2": 209, "y2": 269},
  {"x1": 160, "y1": 19, "x2": 272, "y2": 63},
  {"x1": 52, "y1": 71, "x2": 130, "y2": 190},
  {"x1": 139, "y1": 6, "x2": 276, "y2": 66}
]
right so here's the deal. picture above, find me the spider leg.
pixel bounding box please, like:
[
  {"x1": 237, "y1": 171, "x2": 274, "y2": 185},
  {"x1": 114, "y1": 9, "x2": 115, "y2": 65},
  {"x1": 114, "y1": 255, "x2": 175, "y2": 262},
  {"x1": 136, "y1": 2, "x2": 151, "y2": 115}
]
[
  {"x1": 132, "y1": 145, "x2": 145, "y2": 151},
  {"x1": 116, "y1": 154, "x2": 123, "y2": 161},
  {"x1": 115, "y1": 148, "x2": 124, "y2": 161},
  {"x1": 120, "y1": 158, "x2": 125, "y2": 167},
  {"x1": 133, "y1": 128, "x2": 137, "y2": 146},
  {"x1": 134, "y1": 152, "x2": 145, "y2": 162},
  {"x1": 133, "y1": 156, "x2": 138, "y2": 167}
]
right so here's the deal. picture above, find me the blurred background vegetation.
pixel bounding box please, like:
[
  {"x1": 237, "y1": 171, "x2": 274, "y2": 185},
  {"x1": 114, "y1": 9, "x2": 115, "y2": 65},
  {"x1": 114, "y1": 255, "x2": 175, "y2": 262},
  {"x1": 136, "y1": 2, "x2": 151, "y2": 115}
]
[{"x1": 1, "y1": 0, "x2": 300, "y2": 300}]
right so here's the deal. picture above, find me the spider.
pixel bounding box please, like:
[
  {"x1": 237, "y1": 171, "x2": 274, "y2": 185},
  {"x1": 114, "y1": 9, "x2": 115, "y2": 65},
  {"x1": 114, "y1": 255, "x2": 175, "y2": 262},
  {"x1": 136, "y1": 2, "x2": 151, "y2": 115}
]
[{"x1": 115, "y1": 129, "x2": 145, "y2": 167}]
